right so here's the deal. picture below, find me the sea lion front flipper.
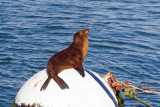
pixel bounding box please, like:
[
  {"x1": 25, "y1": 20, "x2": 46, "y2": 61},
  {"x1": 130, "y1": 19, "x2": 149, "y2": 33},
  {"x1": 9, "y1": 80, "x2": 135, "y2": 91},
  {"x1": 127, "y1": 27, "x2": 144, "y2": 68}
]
[
  {"x1": 53, "y1": 76, "x2": 69, "y2": 90},
  {"x1": 40, "y1": 76, "x2": 52, "y2": 91},
  {"x1": 74, "y1": 65, "x2": 85, "y2": 77}
]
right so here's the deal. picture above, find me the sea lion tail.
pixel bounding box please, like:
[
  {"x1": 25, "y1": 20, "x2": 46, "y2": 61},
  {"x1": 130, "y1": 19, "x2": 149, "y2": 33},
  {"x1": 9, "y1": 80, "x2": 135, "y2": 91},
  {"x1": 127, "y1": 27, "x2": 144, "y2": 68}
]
[
  {"x1": 40, "y1": 76, "x2": 51, "y2": 91},
  {"x1": 53, "y1": 76, "x2": 69, "y2": 90}
]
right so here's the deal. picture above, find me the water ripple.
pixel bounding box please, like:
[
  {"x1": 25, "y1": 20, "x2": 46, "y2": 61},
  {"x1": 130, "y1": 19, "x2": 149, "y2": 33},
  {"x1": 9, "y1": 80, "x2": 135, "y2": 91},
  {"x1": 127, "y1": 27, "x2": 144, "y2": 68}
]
[{"x1": 0, "y1": 0, "x2": 160, "y2": 106}]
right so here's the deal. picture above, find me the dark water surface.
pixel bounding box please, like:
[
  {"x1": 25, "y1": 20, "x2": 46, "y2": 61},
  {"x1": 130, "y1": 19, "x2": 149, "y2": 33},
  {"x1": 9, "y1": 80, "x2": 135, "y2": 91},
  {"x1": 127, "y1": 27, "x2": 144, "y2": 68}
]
[{"x1": 0, "y1": 0, "x2": 160, "y2": 106}]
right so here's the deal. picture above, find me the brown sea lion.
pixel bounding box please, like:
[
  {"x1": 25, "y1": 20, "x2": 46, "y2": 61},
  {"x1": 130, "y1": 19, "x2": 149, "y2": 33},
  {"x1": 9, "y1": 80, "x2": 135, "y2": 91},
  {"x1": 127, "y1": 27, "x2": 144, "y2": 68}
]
[{"x1": 40, "y1": 28, "x2": 89, "y2": 90}]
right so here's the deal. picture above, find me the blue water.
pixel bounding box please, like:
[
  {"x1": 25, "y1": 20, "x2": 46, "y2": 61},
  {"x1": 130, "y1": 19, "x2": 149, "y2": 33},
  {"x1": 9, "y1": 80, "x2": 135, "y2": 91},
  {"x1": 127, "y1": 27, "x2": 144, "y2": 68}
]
[{"x1": 0, "y1": 0, "x2": 160, "y2": 106}]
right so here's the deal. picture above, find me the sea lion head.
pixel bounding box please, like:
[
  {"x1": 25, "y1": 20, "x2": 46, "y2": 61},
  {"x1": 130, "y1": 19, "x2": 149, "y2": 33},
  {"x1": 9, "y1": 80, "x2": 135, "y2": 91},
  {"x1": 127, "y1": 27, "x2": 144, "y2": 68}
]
[
  {"x1": 73, "y1": 28, "x2": 89, "y2": 44},
  {"x1": 72, "y1": 28, "x2": 89, "y2": 61}
]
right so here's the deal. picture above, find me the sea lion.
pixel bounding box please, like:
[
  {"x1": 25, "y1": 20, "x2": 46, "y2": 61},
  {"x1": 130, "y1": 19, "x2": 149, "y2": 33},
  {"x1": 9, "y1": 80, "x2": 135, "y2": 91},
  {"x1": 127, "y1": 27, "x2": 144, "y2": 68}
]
[{"x1": 40, "y1": 28, "x2": 89, "y2": 90}]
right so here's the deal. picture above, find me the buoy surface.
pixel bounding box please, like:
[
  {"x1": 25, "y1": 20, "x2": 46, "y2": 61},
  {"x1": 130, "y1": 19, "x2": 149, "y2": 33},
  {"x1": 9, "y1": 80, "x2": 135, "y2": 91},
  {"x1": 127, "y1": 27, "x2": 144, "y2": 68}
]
[{"x1": 13, "y1": 68, "x2": 118, "y2": 107}]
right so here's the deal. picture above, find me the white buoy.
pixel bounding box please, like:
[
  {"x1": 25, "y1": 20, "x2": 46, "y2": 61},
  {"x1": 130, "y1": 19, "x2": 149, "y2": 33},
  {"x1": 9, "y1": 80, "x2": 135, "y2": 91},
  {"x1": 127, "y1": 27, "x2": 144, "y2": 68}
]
[{"x1": 12, "y1": 68, "x2": 118, "y2": 107}]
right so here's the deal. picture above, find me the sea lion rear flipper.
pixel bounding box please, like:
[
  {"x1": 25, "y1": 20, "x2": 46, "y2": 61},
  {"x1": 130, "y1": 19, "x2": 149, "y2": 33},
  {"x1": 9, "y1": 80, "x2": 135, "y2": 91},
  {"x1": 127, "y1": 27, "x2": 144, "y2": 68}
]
[
  {"x1": 53, "y1": 76, "x2": 69, "y2": 90},
  {"x1": 74, "y1": 65, "x2": 85, "y2": 77},
  {"x1": 40, "y1": 76, "x2": 51, "y2": 91}
]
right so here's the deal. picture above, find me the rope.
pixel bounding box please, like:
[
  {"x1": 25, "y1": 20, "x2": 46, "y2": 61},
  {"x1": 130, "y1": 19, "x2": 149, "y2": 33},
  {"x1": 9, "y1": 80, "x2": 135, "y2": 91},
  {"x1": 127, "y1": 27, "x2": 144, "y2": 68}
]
[
  {"x1": 124, "y1": 88, "x2": 153, "y2": 107},
  {"x1": 135, "y1": 92, "x2": 160, "y2": 94},
  {"x1": 119, "y1": 82, "x2": 155, "y2": 107},
  {"x1": 149, "y1": 87, "x2": 160, "y2": 89},
  {"x1": 133, "y1": 96, "x2": 153, "y2": 107},
  {"x1": 103, "y1": 72, "x2": 159, "y2": 107},
  {"x1": 137, "y1": 86, "x2": 160, "y2": 90},
  {"x1": 135, "y1": 90, "x2": 160, "y2": 94}
]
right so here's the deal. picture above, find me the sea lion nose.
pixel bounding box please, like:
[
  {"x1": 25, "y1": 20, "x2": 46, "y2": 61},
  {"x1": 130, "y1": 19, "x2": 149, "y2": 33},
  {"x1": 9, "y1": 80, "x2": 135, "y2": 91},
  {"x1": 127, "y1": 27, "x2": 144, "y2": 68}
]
[{"x1": 85, "y1": 28, "x2": 89, "y2": 34}]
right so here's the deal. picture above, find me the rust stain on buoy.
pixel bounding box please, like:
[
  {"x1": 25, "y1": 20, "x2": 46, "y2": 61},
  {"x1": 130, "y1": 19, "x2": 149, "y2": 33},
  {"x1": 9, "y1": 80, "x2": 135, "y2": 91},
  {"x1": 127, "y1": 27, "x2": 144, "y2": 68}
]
[{"x1": 33, "y1": 77, "x2": 47, "y2": 88}]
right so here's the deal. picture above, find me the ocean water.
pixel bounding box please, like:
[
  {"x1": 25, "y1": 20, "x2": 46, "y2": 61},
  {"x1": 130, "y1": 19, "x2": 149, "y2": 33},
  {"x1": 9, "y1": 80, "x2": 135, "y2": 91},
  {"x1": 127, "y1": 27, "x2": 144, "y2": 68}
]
[{"x1": 0, "y1": 0, "x2": 160, "y2": 106}]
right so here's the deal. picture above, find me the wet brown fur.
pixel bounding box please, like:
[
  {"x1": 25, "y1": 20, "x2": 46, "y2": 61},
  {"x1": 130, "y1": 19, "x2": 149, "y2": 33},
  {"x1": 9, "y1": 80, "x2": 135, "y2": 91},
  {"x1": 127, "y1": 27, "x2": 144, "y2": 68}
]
[{"x1": 40, "y1": 29, "x2": 89, "y2": 90}]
